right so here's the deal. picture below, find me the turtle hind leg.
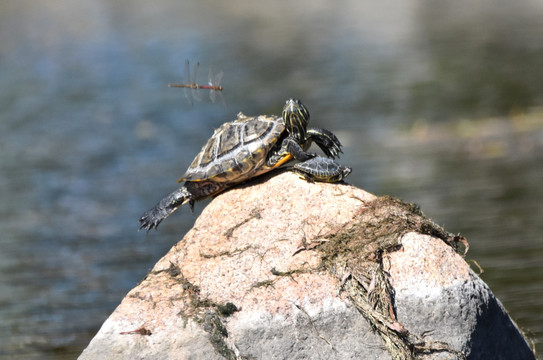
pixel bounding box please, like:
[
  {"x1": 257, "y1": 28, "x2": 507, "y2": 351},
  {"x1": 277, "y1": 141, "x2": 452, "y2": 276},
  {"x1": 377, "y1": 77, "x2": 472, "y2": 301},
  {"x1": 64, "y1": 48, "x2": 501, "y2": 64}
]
[{"x1": 139, "y1": 187, "x2": 192, "y2": 233}]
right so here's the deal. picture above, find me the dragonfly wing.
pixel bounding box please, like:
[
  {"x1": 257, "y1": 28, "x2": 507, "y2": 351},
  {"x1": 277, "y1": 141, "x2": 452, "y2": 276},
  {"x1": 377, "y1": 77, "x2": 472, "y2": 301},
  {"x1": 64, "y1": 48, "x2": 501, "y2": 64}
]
[
  {"x1": 209, "y1": 69, "x2": 223, "y2": 103},
  {"x1": 184, "y1": 87, "x2": 193, "y2": 105},
  {"x1": 192, "y1": 62, "x2": 202, "y2": 101},
  {"x1": 208, "y1": 69, "x2": 224, "y2": 86},
  {"x1": 193, "y1": 89, "x2": 203, "y2": 102},
  {"x1": 214, "y1": 71, "x2": 223, "y2": 87},
  {"x1": 182, "y1": 60, "x2": 193, "y2": 105}
]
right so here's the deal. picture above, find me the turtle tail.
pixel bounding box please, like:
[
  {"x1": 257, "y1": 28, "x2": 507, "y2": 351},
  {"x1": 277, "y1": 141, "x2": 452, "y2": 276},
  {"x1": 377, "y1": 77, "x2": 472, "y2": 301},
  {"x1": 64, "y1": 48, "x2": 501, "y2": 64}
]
[{"x1": 139, "y1": 186, "x2": 193, "y2": 233}]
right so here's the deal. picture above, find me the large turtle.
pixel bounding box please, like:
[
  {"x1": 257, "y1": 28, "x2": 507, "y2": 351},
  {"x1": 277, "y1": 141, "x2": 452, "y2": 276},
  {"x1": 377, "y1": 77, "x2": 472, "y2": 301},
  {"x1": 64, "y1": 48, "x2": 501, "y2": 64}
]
[{"x1": 139, "y1": 98, "x2": 350, "y2": 232}]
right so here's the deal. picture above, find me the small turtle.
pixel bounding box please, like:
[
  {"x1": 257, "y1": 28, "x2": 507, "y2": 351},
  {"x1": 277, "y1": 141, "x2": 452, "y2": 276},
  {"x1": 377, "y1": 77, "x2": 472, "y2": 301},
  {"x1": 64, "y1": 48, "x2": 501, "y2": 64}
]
[
  {"x1": 292, "y1": 156, "x2": 352, "y2": 183},
  {"x1": 139, "y1": 99, "x2": 349, "y2": 232}
]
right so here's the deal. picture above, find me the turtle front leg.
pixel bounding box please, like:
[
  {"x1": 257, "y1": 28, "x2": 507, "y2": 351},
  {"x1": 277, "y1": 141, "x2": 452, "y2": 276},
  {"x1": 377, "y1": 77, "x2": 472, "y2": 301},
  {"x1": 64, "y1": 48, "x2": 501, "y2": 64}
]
[
  {"x1": 267, "y1": 136, "x2": 316, "y2": 167},
  {"x1": 306, "y1": 128, "x2": 343, "y2": 159},
  {"x1": 139, "y1": 186, "x2": 193, "y2": 233}
]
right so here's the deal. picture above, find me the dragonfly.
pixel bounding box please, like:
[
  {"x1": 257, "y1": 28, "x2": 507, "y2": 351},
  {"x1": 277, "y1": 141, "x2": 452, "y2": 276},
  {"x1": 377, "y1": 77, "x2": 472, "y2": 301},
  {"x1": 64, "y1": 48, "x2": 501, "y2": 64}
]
[
  {"x1": 169, "y1": 59, "x2": 224, "y2": 105},
  {"x1": 119, "y1": 327, "x2": 152, "y2": 336}
]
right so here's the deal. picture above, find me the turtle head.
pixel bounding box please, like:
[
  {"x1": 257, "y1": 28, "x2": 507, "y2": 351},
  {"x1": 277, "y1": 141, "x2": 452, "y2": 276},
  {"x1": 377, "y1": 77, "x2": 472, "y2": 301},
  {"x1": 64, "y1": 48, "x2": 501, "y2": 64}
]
[
  {"x1": 282, "y1": 98, "x2": 309, "y2": 142},
  {"x1": 342, "y1": 166, "x2": 352, "y2": 180}
]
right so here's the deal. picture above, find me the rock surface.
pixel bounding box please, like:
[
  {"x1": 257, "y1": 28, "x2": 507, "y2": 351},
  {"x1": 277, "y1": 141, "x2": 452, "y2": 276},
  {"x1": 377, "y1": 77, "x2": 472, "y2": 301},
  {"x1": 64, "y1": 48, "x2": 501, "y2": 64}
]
[{"x1": 79, "y1": 172, "x2": 535, "y2": 360}]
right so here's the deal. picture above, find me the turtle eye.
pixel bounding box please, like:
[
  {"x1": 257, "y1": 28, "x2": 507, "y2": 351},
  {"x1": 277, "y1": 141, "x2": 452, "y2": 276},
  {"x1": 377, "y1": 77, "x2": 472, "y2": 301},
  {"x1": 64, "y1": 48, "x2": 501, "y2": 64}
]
[{"x1": 282, "y1": 99, "x2": 310, "y2": 141}]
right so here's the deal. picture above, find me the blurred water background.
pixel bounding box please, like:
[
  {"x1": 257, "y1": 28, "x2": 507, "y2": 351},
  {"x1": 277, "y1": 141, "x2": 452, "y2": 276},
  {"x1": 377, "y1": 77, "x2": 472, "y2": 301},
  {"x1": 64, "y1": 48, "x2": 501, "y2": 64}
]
[{"x1": 1, "y1": 0, "x2": 542, "y2": 358}]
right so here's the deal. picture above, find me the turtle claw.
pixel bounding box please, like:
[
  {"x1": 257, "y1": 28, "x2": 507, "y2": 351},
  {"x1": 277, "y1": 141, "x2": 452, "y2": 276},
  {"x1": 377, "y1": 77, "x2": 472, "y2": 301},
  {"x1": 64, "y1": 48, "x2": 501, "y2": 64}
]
[
  {"x1": 139, "y1": 210, "x2": 163, "y2": 233},
  {"x1": 322, "y1": 146, "x2": 341, "y2": 159}
]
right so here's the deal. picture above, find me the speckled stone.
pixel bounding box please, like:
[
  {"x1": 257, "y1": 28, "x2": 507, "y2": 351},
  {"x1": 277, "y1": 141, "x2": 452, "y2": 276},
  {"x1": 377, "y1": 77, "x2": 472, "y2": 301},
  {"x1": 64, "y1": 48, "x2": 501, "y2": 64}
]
[{"x1": 79, "y1": 172, "x2": 534, "y2": 360}]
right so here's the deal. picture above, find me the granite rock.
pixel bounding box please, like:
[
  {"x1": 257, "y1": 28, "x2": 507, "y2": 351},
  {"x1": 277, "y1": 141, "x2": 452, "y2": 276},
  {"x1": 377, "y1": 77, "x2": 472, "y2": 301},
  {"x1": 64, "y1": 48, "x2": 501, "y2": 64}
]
[{"x1": 79, "y1": 172, "x2": 535, "y2": 360}]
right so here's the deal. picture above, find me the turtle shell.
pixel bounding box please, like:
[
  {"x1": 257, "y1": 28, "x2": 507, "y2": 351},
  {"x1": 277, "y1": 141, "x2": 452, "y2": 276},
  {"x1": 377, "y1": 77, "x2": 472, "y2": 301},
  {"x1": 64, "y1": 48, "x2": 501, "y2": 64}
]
[{"x1": 178, "y1": 114, "x2": 286, "y2": 184}]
